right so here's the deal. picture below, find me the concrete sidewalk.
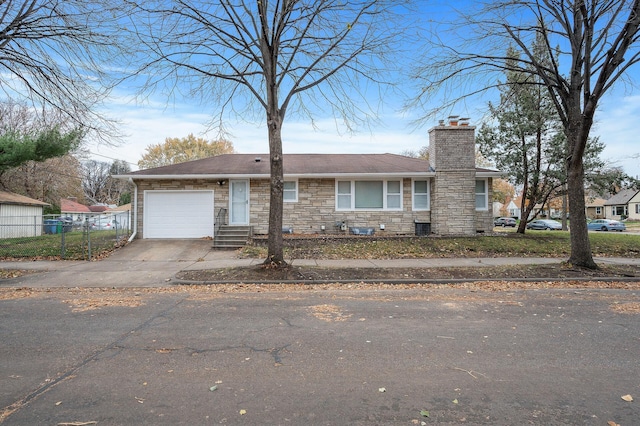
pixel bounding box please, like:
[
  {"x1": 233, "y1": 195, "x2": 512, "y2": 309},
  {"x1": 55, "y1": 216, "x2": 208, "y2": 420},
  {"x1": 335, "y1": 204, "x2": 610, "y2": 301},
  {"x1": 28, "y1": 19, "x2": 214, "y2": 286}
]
[
  {"x1": 2, "y1": 249, "x2": 639, "y2": 289},
  {"x1": 1, "y1": 239, "x2": 639, "y2": 288}
]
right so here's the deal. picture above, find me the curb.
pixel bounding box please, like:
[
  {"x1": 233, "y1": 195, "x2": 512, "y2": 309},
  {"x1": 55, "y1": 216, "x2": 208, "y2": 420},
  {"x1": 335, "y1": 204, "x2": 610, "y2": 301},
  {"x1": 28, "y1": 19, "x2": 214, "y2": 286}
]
[{"x1": 171, "y1": 276, "x2": 640, "y2": 286}]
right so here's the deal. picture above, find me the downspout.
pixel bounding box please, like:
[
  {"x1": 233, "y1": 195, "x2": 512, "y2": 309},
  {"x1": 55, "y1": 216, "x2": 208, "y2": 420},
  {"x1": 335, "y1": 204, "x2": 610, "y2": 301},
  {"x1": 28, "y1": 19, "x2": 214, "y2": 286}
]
[{"x1": 127, "y1": 178, "x2": 138, "y2": 242}]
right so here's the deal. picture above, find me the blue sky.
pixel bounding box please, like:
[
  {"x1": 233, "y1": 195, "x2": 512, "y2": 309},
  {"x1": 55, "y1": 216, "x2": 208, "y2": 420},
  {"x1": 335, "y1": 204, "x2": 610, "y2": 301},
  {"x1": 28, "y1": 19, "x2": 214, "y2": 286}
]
[
  {"x1": 88, "y1": 84, "x2": 640, "y2": 178},
  {"x1": 87, "y1": 1, "x2": 640, "y2": 179}
]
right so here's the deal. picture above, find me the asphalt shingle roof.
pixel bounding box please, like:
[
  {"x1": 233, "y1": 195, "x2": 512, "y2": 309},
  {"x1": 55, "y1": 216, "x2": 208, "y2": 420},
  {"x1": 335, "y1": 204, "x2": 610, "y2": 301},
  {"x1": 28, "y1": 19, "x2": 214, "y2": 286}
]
[
  {"x1": 604, "y1": 188, "x2": 639, "y2": 205},
  {"x1": 0, "y1": 190, "x2": 49, "y2": 206},
  {"x1": 121, "y1": 153, "x2": 498, "y2": 178}
]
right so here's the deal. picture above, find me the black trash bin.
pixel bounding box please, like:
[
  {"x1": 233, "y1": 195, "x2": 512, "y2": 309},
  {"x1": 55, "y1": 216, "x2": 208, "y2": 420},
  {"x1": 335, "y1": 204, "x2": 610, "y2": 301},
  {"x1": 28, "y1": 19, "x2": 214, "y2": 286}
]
[{"x1": 59, "y1": 217, "x2": 73, "y2": 233}]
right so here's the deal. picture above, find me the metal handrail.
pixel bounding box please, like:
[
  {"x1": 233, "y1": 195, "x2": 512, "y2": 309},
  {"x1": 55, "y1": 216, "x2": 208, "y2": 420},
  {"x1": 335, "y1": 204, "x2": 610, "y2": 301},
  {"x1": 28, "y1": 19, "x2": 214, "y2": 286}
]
[{"x1": 214, "y1": 208, "x2": 228, "y2": 237}]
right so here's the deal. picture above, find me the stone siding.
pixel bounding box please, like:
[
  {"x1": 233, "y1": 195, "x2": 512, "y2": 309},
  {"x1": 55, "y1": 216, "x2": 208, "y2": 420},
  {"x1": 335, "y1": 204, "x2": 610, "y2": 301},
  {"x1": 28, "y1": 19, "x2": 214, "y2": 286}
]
[
  {"x1": 250, "y1": 178, "x2": 431, "y2": 235},
  {"x1": 428, "y1": 124, "x2": 489, "y2": 235}
]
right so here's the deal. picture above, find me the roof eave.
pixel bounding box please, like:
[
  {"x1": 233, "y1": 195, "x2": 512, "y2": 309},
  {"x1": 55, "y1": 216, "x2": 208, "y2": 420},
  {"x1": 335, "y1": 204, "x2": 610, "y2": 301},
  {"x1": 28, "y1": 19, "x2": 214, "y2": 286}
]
[{"x1": 475, "y1": 170, "x2": 503, "y2": 178}]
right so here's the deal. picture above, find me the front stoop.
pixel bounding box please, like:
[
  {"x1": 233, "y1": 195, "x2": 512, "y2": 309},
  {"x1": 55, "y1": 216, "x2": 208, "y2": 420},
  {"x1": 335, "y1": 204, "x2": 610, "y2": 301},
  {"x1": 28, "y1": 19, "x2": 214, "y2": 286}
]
[{"x1": 213, "y1": 225, "x2": 252, "y2": 249}]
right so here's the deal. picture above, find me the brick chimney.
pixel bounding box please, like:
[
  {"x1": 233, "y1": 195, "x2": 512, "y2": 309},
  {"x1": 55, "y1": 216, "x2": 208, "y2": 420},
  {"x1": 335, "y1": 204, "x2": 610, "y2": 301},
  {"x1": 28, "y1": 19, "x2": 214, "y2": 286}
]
[{"x1": 428, "y1": 119, "x2": 476, "y2": 235}]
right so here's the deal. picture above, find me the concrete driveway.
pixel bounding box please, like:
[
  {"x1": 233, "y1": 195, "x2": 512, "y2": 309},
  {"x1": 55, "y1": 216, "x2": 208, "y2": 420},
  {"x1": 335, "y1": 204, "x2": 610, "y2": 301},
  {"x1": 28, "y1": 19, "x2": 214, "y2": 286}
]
[{"x1": 4, "y1": 239, "x2": 221, "y2": 288}]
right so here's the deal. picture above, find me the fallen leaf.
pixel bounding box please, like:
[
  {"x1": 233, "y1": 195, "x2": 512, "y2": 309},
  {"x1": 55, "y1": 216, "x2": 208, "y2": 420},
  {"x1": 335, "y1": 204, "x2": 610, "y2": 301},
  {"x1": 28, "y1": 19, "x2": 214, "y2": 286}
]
[
  {"x1": 607, "y1": 421, "x2": 620, "y2": 426},
  {"x1": 209, "y1": 385, "x2": 218, "y2": 392},
  {"x1": 452, "y1": 398, "x2": 458, "y2": 404},
  {"x1": 55, "y1": 401, "x2": 62, "y2": 406},
  {"x1": 621, "y1": 394, "x2": 633, "y2": 402},
  {"x1": 420, "y1": 409, "x2": 430, "y2": 417},
  {"x1": 378, "y1": 387, "x2": 386, "y2": 393},
  {"x1": 239, "y1": 409, "x2": 247, "y2": 415}
]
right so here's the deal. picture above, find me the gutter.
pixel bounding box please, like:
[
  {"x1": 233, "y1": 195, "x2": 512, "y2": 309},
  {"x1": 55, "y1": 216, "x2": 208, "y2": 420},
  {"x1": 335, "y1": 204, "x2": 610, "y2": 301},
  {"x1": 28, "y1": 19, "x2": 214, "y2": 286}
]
[{"x1": 127, "y1": 178, "x2": 138, "y2": 242}]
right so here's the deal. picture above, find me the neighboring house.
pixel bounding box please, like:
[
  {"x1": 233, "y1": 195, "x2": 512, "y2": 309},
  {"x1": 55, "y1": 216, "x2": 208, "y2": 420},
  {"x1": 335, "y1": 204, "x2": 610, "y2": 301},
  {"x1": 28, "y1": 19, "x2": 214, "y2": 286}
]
[
  {"x1": 0, "y1": 190, "x2": 50, "y2": 238},
  {"x1": 117, "y1": 121, "x2": 501, "y2": 239},
  {"x1": 61, "y1": 198, "x2": 114, "y2": 224},
  {"x1": 503, "y1": 197, "x2": 521, "y2": 219},
  {"x1": 493, "y1": 197, "x2": 520, "y2": 219},
  {"x1": 105, "y1": 203, "x2": 132, "y2": 230},
  {"x1": 585, "y1": 197, "x2": 606, "y2": 219},
  {"x1": 61, "y1": 197, "x2": 92, "y2": 222},
  {"x1": 605, "y1": 188, "x2": 640, "y2": 220},
  {"x1": 492, "y1": 201, "x2": 504, "y2": 218}
]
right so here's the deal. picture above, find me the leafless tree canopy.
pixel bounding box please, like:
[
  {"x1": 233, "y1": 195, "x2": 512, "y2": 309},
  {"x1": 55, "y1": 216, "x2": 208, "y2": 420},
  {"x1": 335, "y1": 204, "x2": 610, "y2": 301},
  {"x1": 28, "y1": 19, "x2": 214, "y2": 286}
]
[
  {"x1": 0, "y1": 0, "x2": 126, "y2": 143},
  {"x1": 125, "y1": 0, "x2": 412, "y2": 132},
  {"x1": 413, "y1": 0, "x2": 640, "y2": 122},
  {"x1": 412, "y1": 0, "x2": 640, "y2": 268}
]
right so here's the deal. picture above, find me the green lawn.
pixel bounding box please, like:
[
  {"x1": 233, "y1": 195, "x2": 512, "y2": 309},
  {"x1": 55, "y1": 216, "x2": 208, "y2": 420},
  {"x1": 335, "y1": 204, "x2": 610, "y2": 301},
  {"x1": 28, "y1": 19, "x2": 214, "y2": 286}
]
[
  {"x1": 243, "y1": 231, "x2": 640, "y2": 259},
  {"x1": 0, "y1": 230, "x2": 128, "y2": 260}
]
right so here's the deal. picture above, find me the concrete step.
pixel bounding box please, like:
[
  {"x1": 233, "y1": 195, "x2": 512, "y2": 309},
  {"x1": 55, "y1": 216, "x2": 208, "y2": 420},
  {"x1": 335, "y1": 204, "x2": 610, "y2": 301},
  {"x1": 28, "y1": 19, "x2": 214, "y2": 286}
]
[{"x1": 214, "y1": 225, "x2": 252, "y2": 249}]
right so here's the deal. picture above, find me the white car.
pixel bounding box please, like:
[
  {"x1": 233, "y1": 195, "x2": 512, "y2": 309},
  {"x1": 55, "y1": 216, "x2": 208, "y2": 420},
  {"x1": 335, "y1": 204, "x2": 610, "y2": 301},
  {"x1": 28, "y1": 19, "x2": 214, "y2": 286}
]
[{"x1": 89, "y1": 216, "x2": 118, "y2": 230}]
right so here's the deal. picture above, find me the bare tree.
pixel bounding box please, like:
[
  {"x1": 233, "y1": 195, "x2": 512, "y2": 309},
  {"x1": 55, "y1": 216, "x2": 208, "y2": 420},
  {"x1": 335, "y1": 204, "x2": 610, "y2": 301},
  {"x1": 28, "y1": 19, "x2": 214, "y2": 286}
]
[
  {"x1": 0, "y1": 0, "x2": 125, "y2": 143},
  {"x1": 126, "y1": 0, "x2": 412, "y2": 267},
  {"x1": 81, "y1": 160, "x2": 112, "y2": 205},
  {"x1": 412, "y1": 0, "x2": 640, "y2": 269},
  {"x1": 0, "y1": 154, "x2": 84, "y2": 208}
]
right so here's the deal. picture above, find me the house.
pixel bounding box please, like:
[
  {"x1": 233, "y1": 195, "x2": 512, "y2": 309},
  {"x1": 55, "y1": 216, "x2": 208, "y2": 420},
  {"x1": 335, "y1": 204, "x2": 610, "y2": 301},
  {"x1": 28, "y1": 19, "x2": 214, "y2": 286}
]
[
  {"x1": 604, "y1": 188, "x2": 640, "y2": 220},
  {"x1": 585, "y1": 197, "x2": 606, "y2": 219},
  {"x1": 61, "y1": 197, "x2": 92, "y2": 222},
  {"x1": 61, "y1": 197, "x2": 115, "y2": 224},
  {"x1": 105, "y1": 203, "x2": 132, "y2": 230},
  {"x1": 0, "y1": 190, "x2": 50, "y2": 238},
  {"x1": 117, "y1": 121, "x2": 501, "y2": 240}
]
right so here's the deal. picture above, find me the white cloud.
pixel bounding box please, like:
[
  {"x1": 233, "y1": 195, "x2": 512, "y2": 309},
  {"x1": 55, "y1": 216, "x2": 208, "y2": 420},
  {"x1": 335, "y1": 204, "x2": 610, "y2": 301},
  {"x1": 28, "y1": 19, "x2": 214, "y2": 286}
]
[{"x1": 88, "y1": 102, "x2": 429, "y2": 170}]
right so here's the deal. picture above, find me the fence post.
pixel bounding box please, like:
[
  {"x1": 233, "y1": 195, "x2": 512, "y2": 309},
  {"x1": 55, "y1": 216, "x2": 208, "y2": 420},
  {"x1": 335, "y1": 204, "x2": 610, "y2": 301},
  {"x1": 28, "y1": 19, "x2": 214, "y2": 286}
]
[{"x1": 61, "y1": 227, "x2": 66, "y2": 259}]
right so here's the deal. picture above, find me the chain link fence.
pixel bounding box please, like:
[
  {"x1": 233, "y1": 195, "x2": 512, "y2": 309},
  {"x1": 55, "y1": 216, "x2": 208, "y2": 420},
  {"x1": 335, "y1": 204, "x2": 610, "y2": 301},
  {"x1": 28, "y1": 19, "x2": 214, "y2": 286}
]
[{"x1": 0, "y1": 212, "x2": 131, "y2": 260}]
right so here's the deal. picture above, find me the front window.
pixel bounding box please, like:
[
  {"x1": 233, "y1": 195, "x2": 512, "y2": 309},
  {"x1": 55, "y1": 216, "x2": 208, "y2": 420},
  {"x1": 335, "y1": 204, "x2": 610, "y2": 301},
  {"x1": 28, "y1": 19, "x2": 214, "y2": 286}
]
[
  {"x1": 475, "y1": 179, "x2": 488, "y2": 210},
  {"x1": 612, "y1": 205, "x2": 627, "y2": 216},
  {"x1": 413, "y1": 180, "x2": 430, "y2": 210},
  {"x1": 283, "y1": 180, "x2": 297, "y2": 202},
  {"x1": 336, "y1": 180, "x2": 403, "y2": 210}
]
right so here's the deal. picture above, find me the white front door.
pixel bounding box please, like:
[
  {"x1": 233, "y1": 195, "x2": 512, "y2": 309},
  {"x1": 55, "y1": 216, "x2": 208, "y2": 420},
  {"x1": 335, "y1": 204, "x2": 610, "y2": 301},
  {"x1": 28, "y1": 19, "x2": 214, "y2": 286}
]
[{"x1": 229, "y1": 180, "x2": 249, "y2": 225}]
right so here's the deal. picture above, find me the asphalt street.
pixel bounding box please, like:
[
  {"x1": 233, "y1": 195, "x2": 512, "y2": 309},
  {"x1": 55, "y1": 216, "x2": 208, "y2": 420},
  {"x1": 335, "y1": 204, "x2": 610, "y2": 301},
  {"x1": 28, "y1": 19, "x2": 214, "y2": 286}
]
[{"x1": 1, "y1": 285, "x2": 639, "y2": 425}]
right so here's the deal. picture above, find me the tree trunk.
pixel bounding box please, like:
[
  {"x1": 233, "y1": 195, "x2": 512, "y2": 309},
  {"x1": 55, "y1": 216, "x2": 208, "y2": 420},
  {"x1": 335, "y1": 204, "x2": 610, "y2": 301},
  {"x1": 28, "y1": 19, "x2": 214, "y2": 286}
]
[
  {"x1": 516, "y1": 202, "x2": 529, "y2": 234},
  {"x1": 566, "y1": 138, "x2": 597, "y2": 269},
  {"x1": 264, "y1": 116, "x2": 286, "y2": 267}
]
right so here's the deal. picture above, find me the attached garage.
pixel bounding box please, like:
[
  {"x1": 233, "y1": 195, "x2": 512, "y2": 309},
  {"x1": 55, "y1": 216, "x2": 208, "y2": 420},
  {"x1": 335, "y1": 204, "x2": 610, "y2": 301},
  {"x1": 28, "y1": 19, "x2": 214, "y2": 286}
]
[{"x1": 143, "y1": 190, "x2": 214, "y2": 239}]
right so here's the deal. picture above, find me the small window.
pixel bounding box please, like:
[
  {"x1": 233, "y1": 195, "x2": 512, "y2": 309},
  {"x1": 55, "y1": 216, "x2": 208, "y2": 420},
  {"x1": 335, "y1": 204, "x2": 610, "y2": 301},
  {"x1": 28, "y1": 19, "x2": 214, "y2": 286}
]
[
  {"x1": 387, "y1": 180, "x2": 402, "y2": 209},
  {"x1": 337, "y1": 181, "x2": 351, "y2": 209},
  {"x1": 283, "y1": 180, "x2": 297, "y2": 202},
  {"x1": 475, "y1": 179, "x2": 488, "y2": 210},
  {"x1": 413, "y1": 180, "x2": 430, "y2": 210},
  {"x1": 595, "y1": 206, "x2": 602, "y2": 215}
]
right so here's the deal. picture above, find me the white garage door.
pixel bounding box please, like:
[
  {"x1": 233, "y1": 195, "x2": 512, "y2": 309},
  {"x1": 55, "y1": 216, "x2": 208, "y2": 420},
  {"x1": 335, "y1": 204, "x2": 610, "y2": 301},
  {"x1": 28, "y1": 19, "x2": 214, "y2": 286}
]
[{"x1": 144, "y1": 190, "x2": 214, "y2": 239}]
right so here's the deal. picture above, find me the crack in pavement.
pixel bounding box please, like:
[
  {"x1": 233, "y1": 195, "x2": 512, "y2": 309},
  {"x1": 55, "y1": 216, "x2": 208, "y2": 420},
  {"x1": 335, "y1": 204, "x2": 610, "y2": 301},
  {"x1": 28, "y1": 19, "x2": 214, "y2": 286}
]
[{"x1": 0, "y1": 296, "x2": 189, "y2": 423}]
